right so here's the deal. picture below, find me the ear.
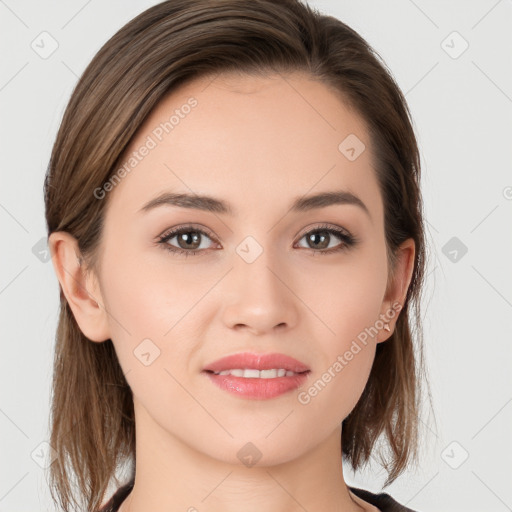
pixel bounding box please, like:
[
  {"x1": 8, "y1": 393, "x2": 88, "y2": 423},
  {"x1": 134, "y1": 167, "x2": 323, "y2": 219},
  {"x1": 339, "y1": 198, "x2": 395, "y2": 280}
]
[
  {"x1": 48, "y1": 231, "x2": 110, "y2": 343},
  {"x1": 376, "y1": 237, "x2": 415, "y2": 343}
]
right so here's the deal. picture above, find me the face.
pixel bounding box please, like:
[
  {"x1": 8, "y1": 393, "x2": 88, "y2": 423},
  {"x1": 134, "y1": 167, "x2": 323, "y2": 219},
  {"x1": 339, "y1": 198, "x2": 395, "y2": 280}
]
[{"x1": 52, "y1": 71, "x2": 414, "y2": 466}]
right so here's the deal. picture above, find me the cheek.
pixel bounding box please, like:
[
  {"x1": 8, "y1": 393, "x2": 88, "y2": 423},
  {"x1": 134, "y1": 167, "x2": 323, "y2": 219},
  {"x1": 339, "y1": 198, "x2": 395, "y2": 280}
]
[
  {"x1": 298, "y1": 244, "x2": 389, "y2": 344},
  {"x1": 100, "y1": 269, "x2": 199, "y2": 414},
  {"x1": 98, "y1": 253, "x2": 195, "y2": 377},
  {"x1": 101, "y1": 240, "x2": 211, "y2": 335}
]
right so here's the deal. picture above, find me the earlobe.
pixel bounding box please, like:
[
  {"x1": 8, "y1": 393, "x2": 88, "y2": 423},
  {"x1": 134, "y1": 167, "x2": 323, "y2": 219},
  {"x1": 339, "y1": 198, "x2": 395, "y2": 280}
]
[
  {"x1": 48, "y1": 232, "x2": 110, "y2": 343},
  {"x1": 377, "y1": 238, "x2": 415, "y2": 343}
]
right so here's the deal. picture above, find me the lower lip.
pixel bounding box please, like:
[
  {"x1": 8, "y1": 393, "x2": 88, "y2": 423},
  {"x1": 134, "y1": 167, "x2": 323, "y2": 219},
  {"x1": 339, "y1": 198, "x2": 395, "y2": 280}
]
[{"x1": 203, "y1": 371, "x2": 310, "y2": 399}]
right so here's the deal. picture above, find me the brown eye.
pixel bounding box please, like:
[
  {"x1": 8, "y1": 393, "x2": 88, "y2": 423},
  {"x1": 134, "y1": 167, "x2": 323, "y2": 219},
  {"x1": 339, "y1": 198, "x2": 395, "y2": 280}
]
[
  {"x1": 157, "y1": 226, "x2": 217, "y2": 257},
  {"x1": 173, "y1": 231, "x2": 203, "y2": 250},
  {"x1": 296, "y1": 224, "x2": 357, "y2": 255},
  {"x1": 304, "y1": 230, "x2": 331, "y2": 250}
]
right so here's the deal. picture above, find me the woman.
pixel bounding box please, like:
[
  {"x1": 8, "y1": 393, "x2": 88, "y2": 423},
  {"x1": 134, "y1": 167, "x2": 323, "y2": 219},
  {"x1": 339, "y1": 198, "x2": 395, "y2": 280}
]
[{"x1": 44, "y1": 0, "x2": 432, "y2": 510}]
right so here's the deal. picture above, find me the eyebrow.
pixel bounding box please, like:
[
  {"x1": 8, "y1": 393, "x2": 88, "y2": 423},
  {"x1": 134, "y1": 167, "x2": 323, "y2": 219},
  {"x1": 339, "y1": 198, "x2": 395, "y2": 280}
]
[{"x1": 138, "y1": 189, "x2": 370, "y2": 218}]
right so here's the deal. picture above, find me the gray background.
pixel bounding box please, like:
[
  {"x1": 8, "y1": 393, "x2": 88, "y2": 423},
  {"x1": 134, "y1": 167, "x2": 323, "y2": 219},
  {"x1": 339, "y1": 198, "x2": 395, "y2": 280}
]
[{"x1": 1, "y1": 0, "x2": 511, "y2": 510}]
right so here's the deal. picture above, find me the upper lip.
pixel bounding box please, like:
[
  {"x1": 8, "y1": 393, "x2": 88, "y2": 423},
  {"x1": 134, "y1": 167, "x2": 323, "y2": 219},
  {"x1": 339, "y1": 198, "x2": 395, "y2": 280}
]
[{"x1": 203, "y1": 352, "x2": 311, "y2": 373}]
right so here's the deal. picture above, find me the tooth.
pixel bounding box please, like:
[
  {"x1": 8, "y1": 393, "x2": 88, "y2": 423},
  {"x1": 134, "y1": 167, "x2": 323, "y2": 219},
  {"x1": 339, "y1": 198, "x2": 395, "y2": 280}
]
[
  {"x1": 244, "y1": 369, "x2": 261, "y2": 378},
  {"x1": 213, "y1": 368, "x2": 299, "y2": 378},
  {"x1": 260, "y1": 369, "x2": 278, "y2": 378}
]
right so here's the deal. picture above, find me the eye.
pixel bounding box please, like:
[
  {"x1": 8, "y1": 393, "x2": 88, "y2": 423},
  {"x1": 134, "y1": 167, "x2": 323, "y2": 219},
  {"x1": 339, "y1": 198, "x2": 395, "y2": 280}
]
[
  {"x1": 295, "y1": 223, "x2": 357, "y2": 255},
  {"x1": 156, "y1": 223, "x2": 358, "y2": 258},
  {"x1": 157, "y1": 225, "x2": 218, "y2": 257}
]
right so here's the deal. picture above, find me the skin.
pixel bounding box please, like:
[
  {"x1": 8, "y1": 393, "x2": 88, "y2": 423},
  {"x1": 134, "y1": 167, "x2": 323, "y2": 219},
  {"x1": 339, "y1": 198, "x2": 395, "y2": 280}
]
[{"x1": 49, "y1": 71, "x2": 415, "y2": 512}]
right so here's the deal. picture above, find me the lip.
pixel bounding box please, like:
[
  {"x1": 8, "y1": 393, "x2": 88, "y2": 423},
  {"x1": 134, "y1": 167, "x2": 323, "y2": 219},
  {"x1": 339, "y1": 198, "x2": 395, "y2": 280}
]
[
  {"x1": 204, "y1": 371, "x2": 310, "y2": 400},
  {"x1": 202, "y1": 352, "x2": 311, "y2": 373},
  {"x1": 202, "y1": 352, "x2": 311, "y2": 400}
]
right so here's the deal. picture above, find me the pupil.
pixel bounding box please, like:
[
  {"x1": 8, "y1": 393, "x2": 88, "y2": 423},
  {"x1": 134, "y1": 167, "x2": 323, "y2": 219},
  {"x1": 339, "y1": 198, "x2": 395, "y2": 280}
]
[
  {"x1": 309, "y1": 232, "x2": 328, "y2": 249},
  {"x1": 180, "y1": 232, "x2": 200, "y2": 249}
]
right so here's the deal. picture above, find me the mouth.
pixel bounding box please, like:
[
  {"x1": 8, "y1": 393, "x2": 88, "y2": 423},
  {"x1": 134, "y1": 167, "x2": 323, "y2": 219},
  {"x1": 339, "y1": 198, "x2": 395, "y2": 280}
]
[{"x1": 201, "y1": 352, "x2": 311, "y2": 400}]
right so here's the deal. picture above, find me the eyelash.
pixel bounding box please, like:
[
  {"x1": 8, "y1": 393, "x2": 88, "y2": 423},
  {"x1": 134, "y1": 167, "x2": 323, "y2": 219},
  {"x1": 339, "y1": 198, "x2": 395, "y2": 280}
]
[{"x1": 156, "y1": 223, "x2": 358, "y2": 258}]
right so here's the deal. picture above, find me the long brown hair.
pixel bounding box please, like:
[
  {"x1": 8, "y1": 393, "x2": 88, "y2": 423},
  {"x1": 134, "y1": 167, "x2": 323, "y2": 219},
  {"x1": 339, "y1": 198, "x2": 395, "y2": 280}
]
[{"x1": 44, "y1": 0, "x2": 433, "y2": 510}]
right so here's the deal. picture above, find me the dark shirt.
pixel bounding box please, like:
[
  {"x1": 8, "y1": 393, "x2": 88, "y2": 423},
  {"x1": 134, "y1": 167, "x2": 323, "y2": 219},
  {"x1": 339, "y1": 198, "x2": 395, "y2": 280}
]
[
  {"x1": 99, "y1": 480, "x2": 417, "y2": 511},
  {"x1": 350, "y1": 486, "x2": 417, "y2": 511}
]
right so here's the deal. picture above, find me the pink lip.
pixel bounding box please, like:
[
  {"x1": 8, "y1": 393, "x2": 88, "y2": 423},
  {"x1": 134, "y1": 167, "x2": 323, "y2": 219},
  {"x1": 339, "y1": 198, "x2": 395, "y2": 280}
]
[
  {"x1": 202, "y1": 352, "x2": 311, "y2": 400},
  {"x1": 204, "y1": 372, "x2": 309, "y2": 400},
  {"x1": 202, "y1": 352, "x2": 310, "y2": 373}
]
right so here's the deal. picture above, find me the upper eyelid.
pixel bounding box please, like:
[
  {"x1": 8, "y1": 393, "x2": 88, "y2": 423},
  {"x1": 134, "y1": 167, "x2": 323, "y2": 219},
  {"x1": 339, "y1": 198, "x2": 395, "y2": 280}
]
[
  {"x1": 295, "y1": 223, "x2": 351, "y2": 238},
  {"x1": 158, "y1": 223, "x2": 216, "y2": 239}
]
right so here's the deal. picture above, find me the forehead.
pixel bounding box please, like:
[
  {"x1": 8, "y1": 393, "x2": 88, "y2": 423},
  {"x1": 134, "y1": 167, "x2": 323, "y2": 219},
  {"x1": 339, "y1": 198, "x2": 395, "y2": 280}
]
[{"x1": 107, "y1": 72, "x2": 382, "y2": 223}]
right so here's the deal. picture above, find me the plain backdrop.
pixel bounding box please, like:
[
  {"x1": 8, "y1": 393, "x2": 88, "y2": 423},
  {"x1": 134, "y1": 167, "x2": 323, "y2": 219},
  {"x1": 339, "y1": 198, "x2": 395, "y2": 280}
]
[{"x1": 1, "y1": 1, "x2": 511, "y2": 511}]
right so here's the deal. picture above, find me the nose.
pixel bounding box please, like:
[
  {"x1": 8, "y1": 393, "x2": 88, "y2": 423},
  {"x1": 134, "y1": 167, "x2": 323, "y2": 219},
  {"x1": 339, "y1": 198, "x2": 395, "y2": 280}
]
[{"x1": 220, "y1": 247, "x2": 300, "y2": 335}]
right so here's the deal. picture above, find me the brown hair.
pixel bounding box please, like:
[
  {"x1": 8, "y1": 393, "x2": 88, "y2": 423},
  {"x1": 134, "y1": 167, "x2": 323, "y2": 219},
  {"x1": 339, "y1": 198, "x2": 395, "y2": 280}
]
[{"x1": 44, "y1": 0, "x2": 433, "y2": 510}]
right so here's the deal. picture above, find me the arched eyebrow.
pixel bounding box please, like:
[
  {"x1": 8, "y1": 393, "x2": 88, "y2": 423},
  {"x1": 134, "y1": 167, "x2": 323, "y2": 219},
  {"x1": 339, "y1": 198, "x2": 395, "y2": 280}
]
[{"x1": 138, "y1": 189, "x2": 371, "y2": 219}]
